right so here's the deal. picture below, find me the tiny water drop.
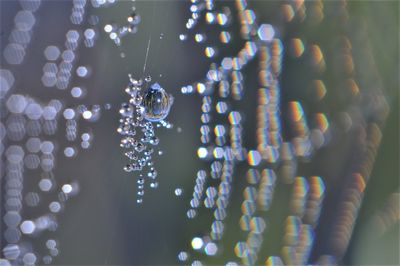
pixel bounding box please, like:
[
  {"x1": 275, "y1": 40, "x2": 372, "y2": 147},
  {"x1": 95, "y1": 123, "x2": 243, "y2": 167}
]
[{"x1": 175, "y1": 188, "x2": 183, "y2": 196}]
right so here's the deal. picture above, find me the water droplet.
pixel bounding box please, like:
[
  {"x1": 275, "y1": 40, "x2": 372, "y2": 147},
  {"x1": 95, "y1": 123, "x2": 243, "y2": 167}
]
[
  {"x1": 127, "y1": 12, "x2": 141, "y2": 25},
  {"x1": 175, "y1": 188, "x2": 183, "y2": 196},
  {"x1": 142, "y1": 83, "x2": 173, "y2": 122},
  {"x1": 150, "y1": 182, "x2": 158, "y2": 188},
  {"x1": 179, "y1": 34, "x2": 187, "y2": 41},
  {"x1": 148, "y1": 168, "x2": 157, "y2": 179}
]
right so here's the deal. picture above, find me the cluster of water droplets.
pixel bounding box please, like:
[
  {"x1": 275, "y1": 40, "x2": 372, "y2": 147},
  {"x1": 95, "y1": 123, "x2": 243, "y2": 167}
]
[
  {"x1": 118, "y1": 75, "x2": 173, "y2": 203},
  {"x1": 173, "y1": 0, "x2": 390, "y2": 265},
  {"x1": 0, "y1": 0, "x2": 118, "y2": 263},
  {"x1": 104, "y1": 9, "x2": 141, "y2": 47}
]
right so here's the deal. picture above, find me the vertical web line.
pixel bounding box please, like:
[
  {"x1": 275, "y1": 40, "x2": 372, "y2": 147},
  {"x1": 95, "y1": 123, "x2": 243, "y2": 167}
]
[{"x1": 142, "y1": 1, "x2": 156, "y2": 76}]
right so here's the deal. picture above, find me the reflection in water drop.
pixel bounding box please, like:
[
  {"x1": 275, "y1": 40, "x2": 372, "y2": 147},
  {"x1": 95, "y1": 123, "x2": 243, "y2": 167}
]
[{"x1": 142, "y1": 83, "x2": 173, "y2": 122}]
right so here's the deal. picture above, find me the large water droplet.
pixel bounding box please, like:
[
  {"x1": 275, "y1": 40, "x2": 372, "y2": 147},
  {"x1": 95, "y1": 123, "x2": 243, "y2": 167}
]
[{"x1": 142, "y1": 83, "x2": 173, "y2": 122}]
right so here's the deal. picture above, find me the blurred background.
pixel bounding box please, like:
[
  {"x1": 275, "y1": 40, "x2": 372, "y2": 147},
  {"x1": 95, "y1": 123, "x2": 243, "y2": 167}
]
[{"x1": 0, "y1": 0, "x2": 398, "y2": 265}]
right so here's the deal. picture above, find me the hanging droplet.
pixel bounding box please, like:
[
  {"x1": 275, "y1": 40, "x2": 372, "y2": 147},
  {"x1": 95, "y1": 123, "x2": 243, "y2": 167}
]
[
  {"x1": 125, "y1": 151, "x2": 138, "y2": 160},
  {"x1": 124, "y1": 164, "x2": 133, "y2": 172},
  {"x1": 128, "y1": 25, "x2": 138, "y2": 34},
  {"x1": 149, "y1": 136, "x2": 159, "y2": 145},
  {"x1": 119, "y1": 103, "x2": 133, "y2": 117},
  {"x1": 148, "y1": 168, "x2": 158, "y2": 179},
  {"x1": 142, "y1": 83, "x2": 173, "y2": 122},
  {"x1": 134, "y1": 142, "x2": 145, "y2": 152},
  {"x1": 150, "y1": 182, "x2": 159, "y2": 189},
  {"x1": 179, "y1": 34, "x2": 187, "y2": 41},
  {"x1": 175, "y1": 188, "x2": 183, "y2": 196},
  {"x1": 127, "y1": 12, "x2": 141, "y2": 26},
  {"x1": 131, "y1": 94, "x2": 143, "y2": 105}
]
